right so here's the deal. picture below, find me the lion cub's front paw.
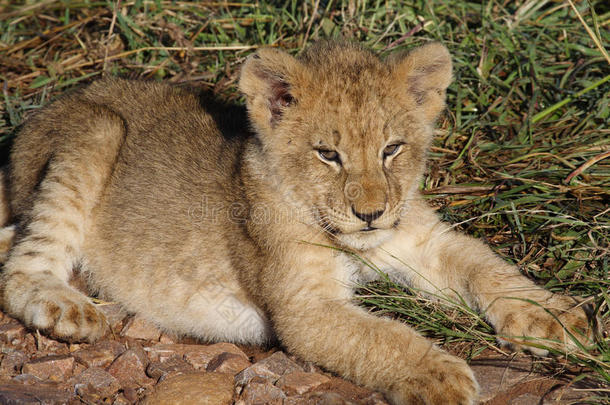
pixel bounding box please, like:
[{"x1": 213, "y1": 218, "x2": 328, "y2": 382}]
[
  {"x1": 3, "y1": 272, "x2": 108, "y2": 342},
  {"x1": 495, "y1": 294, "x2": 593, "y2": 356},
  {"x1": 389, "y1": 350, "x2": 478, "y2": 405}
]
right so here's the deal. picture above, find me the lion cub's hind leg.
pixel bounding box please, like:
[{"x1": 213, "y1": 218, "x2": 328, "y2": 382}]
[{"x1": 1, "y1": 104, "x2": 125, "y2": 342}]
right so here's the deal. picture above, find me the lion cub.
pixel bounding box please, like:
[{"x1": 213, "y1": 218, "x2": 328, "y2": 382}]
[{"x1": 0, "y1": 41, "x2": 592, "y2": 404}]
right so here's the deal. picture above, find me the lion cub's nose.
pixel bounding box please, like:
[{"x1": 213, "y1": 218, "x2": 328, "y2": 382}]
[{"x1": 351, "y1": 206, "x2": 385, "y2": 223}]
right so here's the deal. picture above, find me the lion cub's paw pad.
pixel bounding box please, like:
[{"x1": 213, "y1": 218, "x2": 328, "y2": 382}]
[
  {"x1": 391, "y1": 351, "x2": 478, "y2": 405},
  {"x1": 22, "y1": 289, "x2": 108, "y2": 342},
  {"x1": 496, "y1": 296, "x2": 592, "y2": 356}
]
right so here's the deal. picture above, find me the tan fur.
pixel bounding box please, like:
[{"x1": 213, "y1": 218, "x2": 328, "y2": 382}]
[
  {"x1": 0, "y1": 41, "x2": 592, "y2": 404},
  {"x1": 0, "y1": 170, "x2": 10, "y2": 227}
]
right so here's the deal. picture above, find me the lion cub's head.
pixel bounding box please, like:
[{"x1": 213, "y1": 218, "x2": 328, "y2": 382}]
[{"x1": 239, "y1": 41, "x2": 452, "y2": 250}]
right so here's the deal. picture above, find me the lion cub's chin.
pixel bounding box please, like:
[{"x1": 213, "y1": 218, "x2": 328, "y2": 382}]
[{"x1": 334, "y1": 228, "x2": 394, "y2": 251}]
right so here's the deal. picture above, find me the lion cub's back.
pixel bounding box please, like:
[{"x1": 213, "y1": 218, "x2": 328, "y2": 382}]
[
  {"x1": 78, "y1": 79, "x2": 248, "y2": 313},
  {"x1": 11, "y1": 78, "x2": 240, "y2": 219}
]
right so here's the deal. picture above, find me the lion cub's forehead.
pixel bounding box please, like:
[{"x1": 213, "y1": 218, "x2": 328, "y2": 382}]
[
  {"x1": 295, "y1": 43, "x2": 400, "y2": 142},
  {"x1": 299, "y1": 42, "x2": 393, "y2": 99}
]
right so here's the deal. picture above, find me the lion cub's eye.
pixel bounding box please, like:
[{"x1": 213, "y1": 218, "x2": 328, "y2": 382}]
[
  {"x1": 317, "y1": 149, "x2": 341, "y2": 164},
  {"x1": 383, "y1": 143, "x2": 403, "y2": 159}
]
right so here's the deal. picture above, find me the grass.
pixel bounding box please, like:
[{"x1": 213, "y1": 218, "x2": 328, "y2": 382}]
[{"x1": 1, "y1": 0, "x2": 609, "y2": 400}]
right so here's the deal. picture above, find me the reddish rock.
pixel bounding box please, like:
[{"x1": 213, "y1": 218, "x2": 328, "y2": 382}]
[
  {"x1": 73, "y1": 340, "x2": 125, "y2": 368},
  {"x1": 121, "y1": 316, "x2": 162, "y2": 341},
  {"x1": 471, "y1": 352, "x2": 560, "y2": 403},
  {"x1": 73, "y1": 367, "x2": 121, "y2": 401},
  {"x1": 185, "y1": 342, "x2": 248, "y2": 369},
  {"x1": 12, "y1": 374, "x2": 43, "y2": 385},
  {"x1": 123, "y1": 386, "x2": 139, "y2": 402},
  {"x1": 108, "y1": 347, "x2": 154, "y2": 388},
  {"x1": 22, "y1": 355, "x2": 75, "y2": 382},
  {"x1": 235, "y1": 351, "x2": 302, "y2": 386},
  {"x1": 159, "y1": 333, "x2": 177, "y2": 344},
  {"x1": 33, "y1": 333, "x2": 69, "y2": 355},
  {"x1": 284, "y1": 392, "x2": 352, "y2": 405},
  {"x1": 146, "y1": 356, "x2": 194, "y2": 381},
  {"x1": 206, "y1": 352, "x2": 251, "y2": 375},
  {"x1": 144, "y1": 342, "x2": 247, "y2": 368},
  {"x1": 0, "y1": 321, "x2": 26, "y2": 345},
  {"x1": 73, "y1": 347, "x2": 114, "y2": 369},
  {"x1": 0, "y1": 349, "x2": 27, "y2": 376},
  {"x1": 97, "y1": 303, "x2": 128, "y2": 331},
  {"x1": 72, "y1": 362, "x2": 86, "y2": 378},
  {"x1": 315, "y1": 377, "x2": 377, "y2": 402},
  {"x1": 239, "y1": 376, "x2": 286, "y2": 404},
  {"x1": 276, "y1": 371, "x2": 331, "y2": 395},
  {"x1": 508, "y1": 393, "x2": 541, "y2": 405},
  {"x1": 23, "y1": 333, "x2": 37, "y2": 351},
  {"x1": 143, "y1": 372, "x2": 233, "y2": 405},
  {"x1": 362, "y1": 392, "x2": 390, "y2": 404},
  {"x1": 301, "y1": 361, "x2": 324, "y2": 374},
  {"x1": 68, "y1": 343, "x2": 85, "y2": 352},
  {"x1": 144, "y1": 344, "x2": 182, "y2": 363},
  {"x1": 113, "y1": 393, "x2": 131, "y2": 405},
  {"x1": 0, "y1": 381, "x2": 73, "y2": 404}
]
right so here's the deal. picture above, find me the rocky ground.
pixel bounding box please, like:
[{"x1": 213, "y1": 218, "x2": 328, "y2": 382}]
[{"x1": 0, "y1": 303, "x2": 603, "y2": 405}]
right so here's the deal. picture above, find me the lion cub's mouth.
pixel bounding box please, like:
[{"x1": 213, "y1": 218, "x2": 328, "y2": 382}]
[{"x1": 315, "y1": 207, "x2": 400, "y2": 238}]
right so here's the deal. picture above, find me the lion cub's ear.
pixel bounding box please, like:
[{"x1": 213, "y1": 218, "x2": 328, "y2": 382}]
[
  {"x1": 390, "y1": 42, "x2": 453, "y2": 123},
  {"x1": 239, "y1": 48, "x2": 305, "y2": 134}
]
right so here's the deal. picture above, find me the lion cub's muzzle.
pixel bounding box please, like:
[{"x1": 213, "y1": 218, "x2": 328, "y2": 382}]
[{"x1": 345, "y1": 175, "x2": 391, "y2": 232}]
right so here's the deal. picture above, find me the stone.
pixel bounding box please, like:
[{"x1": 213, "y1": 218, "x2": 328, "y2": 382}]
[
  {"x1": 121, "y1": 316, "x2": 162, "y2": 341},
  {"x1": 285, "y1": 392, "x2": 354, "y2": 405},
  {"x1": 143, "y1": 372, "x2": 233, "y2": 405},
  {"x1": 73, "y1": 340, "x2": 125, "y2": 368},
  {"x1": 68, "y1": 343, "x2": 85, "y2": 352},
  {"x1": 12, "y1": 374, "x2": 43, "y2": 385},
  {"x1": 235, "y1": 351, "x2": 302, "y2": 386},
  {"x1": 22, "y1": 333, "x2": 36, "y2": 353},
  {"x1": 144, "y1": 342, "x2": 247, "y2": 368},
  {"x1": 301, "y1": 361, "x2": 324, "y2": 374},
  {"x1": 239, "y1": 376, "x2": 286, "y2": 404},
  {"x1": 97, "y1": 303, "x2": 128, "y2": 331},
  {"x1": 123, "y1": 386, "x2": 139, "y2": 402},
  {"x1": 22, "y1": 354, "x2": 75, "y2": 382},
  {"x1": 276, "y1": 371, "x2": 331, "y2": 395},
  {"x1": 108, "y1": 347, "x2": 154, "y2": 388},
  {"x1": 144, "y1": 344, "x2": 184, "y2": 363},
  {"x1": 113, "y1": 393, "x2": 131, "y2": 405},
  {"x1": 146, "y1": 356, "x2": 194, "y2": 381},
  {"x1": 470, "y1": 352, "x2": 554, "y2": 402},
  {"x1": 0, "y1": 321, "x2": 26, "y2": 345},
  {"x1": 0, "y1": 381, "x2": 73, "y2": 404},
  {"x1": 0, "y1": 349, "x2": 27, "y2": 376},
  {"x1": 72, "y1": 363, "x2": 86, "y2": 377},
  {"x1": 73, "y1": 367, "x2": 121, "y2": 401},
  {"x1": 312, "y1": 377, "x2": 375, "y2": 402},
  {"x1": 206, "y1": 352, "x2": 251, "y2": 375},
  {"x1": 362, "y1": 392, "x2": 390, "y2": 404},
  {"x1": 509, "y1": 393, "x2": 541, "y2": 405},
  {"x1": 468, "y1": 351, "x2": 593, "y2": 404},
  {"x1": 33, "y1": 333, "x2": 69, "y2": 355},
  {"x1": 159, "y1": 333, "x2": 177, "y2": 344},
  {"x1": 183, "y1": 342, "x2": 248, "y2": 369}
]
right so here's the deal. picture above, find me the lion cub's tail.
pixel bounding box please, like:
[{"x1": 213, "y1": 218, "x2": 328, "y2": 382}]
[{"x1": 0, "y1": 169, "x2": 14, "y2": 263}]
